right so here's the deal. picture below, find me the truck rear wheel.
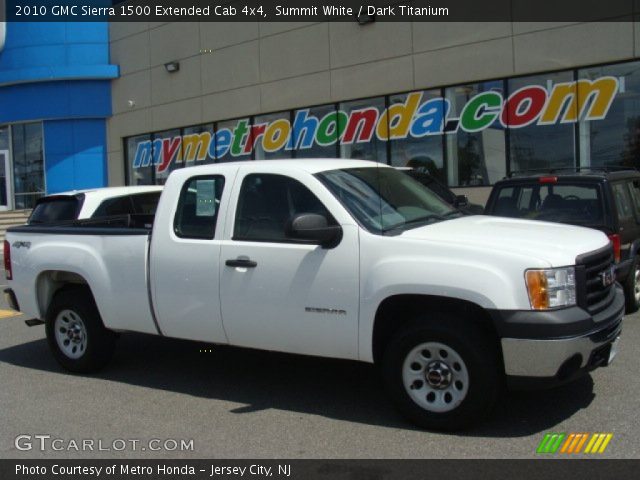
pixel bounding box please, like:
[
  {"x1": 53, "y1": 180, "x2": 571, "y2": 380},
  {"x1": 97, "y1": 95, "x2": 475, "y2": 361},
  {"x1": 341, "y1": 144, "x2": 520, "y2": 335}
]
[
  {"x1": 45, "y1": 287, "x2": 116, "y2": 373},
  {"x1": 381, "y1": 315, "x2": 501, "y2": 430}
]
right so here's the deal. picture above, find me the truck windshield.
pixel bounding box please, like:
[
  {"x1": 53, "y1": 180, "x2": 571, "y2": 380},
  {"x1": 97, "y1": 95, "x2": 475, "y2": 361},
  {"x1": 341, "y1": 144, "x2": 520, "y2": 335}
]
[{"x1": 316, "y1": 167, "x2": 460, "y2": 234}]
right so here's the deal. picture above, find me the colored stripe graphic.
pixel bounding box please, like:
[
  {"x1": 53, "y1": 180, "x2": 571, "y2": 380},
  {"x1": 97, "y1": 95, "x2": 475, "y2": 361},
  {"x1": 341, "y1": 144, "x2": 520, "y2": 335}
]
[
  {"x1": 585, "y1": 433, "x2": 614, "y2": 454},
  {"x1": 540, "y1": 433, "x2": 614, "y2": 454},
  {"x1": 563, "y1": 433, "x2": 589, "y2": 453},
  {"x1": 537, "y1": 433, "x2": 566, "y2": 453}
]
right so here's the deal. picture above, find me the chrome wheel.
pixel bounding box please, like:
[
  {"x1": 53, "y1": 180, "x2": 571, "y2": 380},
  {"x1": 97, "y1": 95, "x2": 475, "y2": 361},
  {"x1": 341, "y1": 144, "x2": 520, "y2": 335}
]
[
  {"x1": 634, "y1": 267, "x2": 640, "y2": 304},
  {"x1": 54, "y1": 309, "x2": 87, "y2": 360},
  {"x1": 402, "y1": 342, "x2": 469, "y2": 413}
]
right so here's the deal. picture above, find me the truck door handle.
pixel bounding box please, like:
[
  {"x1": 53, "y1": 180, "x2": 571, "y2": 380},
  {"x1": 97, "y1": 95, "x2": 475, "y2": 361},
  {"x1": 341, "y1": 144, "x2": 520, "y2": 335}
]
[{"x1": 225, "y1": 258, "x2": 257, "y2": 268}]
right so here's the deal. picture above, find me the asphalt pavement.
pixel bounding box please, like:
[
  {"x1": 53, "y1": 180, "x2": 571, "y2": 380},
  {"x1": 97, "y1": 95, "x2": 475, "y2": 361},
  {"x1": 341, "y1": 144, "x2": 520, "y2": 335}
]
[{"x1": 0, "y1": 286, "x2": 638, "y2": 459}]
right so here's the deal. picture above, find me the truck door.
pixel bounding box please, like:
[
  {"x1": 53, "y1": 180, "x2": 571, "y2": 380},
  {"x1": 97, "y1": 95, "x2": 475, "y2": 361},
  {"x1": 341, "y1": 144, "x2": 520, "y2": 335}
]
[
  {"x1": 150, "y1": 172, "x2": 232, "y2": 343},
  {"x1": 219, "y1": 167, "x2": 360, "y2": 360}
]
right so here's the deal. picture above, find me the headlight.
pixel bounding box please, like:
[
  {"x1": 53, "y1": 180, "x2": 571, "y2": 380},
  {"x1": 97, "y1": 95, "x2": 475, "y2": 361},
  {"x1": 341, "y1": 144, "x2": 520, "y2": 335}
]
[{"x1": 525, "y1": 267, "x2": 576, "y2": 310}]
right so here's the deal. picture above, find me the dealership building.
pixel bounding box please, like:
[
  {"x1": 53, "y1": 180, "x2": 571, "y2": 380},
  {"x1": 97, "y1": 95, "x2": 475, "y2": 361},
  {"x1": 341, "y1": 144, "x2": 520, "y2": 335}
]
[
  {"x1": 108, "y1": 20, "x2": 640, "y2": 205},
  {"x1": 2, "y1": 16, "x2": 640, "y2": 211}
]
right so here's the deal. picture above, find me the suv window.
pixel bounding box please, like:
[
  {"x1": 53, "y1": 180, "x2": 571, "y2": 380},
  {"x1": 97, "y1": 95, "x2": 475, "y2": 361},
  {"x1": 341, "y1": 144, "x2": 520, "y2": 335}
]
[
  {"x1": 28, "y1": 197, "x2": 81, "y2": 224},
  {"x1": 234, "y1": 174, "x2": 330, "y2": 242},
  {"x1": 492, "y1": 183, "x2": 604, "y2": 226},
  {"x1": 174, "y1": 176, "x2": 225, "y2": 239},
  {"x1": 626, "y1": 180, "x2": 640, "y2": 219},
  {"x1": 92, "y1": 196, "x2": 134, "y2": 217},
  {"x1": 612, "y1": 182, "x2": 634, "y2": 223},
  {"x1": 91, "y1": 192, "x2": 161, "y2": 218}
]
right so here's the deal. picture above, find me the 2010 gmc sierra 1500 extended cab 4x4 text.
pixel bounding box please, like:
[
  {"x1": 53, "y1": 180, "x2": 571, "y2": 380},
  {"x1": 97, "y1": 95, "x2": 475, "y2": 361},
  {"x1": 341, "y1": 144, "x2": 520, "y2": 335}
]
[{"x1": 3, "y1": 160, "x2": 624, "y2": 430}]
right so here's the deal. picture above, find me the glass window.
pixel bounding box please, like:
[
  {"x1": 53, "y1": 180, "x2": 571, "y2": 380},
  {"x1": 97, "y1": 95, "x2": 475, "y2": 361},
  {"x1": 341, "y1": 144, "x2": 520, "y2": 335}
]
[
  {"x1": 491, "y1": 183, "x2": 604, "y2": 227},
  {"x1": 389, "y1": 90, "x2": 445, "y2": 182},
  {"x1": 0, "y1": 126, "x2": 10, "y2": 207},
  {"x1": 92, "y1": 196, "x2": 134, "y2": 217},
  {"x1": 446, "y1": 81, "x2": 506, "y2": 186},
  {"x1": 508, "y1": 72, "x2": 576, "y2": 174},
  {"x1": 174, "y1": 176, "x2": 225, "y2": 239},
  {"x1": 291, "y1": 104, "x2": 338, "y2": 159},
  {"x1": 12, "y1": 122, "x2": 45, "y2": 209},
  {"x1": 182, "y1": 124, "x2": 214, "y2": 167},
  {"x1": 317, "y1": 167, "x2": 457, "y2": 234},
  {"x1": 579, "y1": 61, "x2": 640, "y2": 169},
  {"x1": 126, "y1": 134, "x2": 153, "y2": 186},
  {"x1": 612, "y1": 182, "x2": 634, "y2": 223},
  {"x1": 216, "y1": 118, "x2": 252, "y2": 162},
  {"x1": 91, "y1": 192, "x2": 161, "y2": 218},
  {"x1": 130, "y1": 191, "x2": 162, "y2": 215},
  {"x1": 28, "y1": 197, "x2": 80, "y2": 224},
  {"x1": 627, "y1": 180, "x2": 640, "y2": 218},
  {"x1": 234, "y1": 174, "x2": 331, "y2": 242},
  {"x1": 254, "y1": 112, "x2": 292, "y2": 160},
  {"x1": 339, "y1": 97, "x2": 387, "y2": 162},
  {"x1": 153, "y1": 129, "x2": 181, "y2": 185}
]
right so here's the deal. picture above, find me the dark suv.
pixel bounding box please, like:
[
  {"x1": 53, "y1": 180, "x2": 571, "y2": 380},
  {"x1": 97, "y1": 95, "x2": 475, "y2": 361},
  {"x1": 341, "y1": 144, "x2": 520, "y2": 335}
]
[{"x1": 485, "y1": 168, "x2": 640, "y2": 313}]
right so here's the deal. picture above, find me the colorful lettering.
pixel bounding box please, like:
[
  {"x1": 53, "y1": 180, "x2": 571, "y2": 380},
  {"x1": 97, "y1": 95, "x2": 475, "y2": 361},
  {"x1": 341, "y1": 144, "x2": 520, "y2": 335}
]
[{"x1": 131, "y1": 76, "x2": 622, "y2": 173}]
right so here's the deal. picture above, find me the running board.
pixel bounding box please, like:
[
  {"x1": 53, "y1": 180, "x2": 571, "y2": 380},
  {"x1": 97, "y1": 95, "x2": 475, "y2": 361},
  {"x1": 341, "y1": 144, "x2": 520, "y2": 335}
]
[{"x1": 24, "y1": 319, "x2": 45, "y2": 327}]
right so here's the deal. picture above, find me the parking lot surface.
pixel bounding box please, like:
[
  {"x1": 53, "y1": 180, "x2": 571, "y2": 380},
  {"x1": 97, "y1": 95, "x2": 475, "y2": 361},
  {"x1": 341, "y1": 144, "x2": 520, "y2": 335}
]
[{"x1": 0, "y1": 290, "x2": 638, "y2": 459}]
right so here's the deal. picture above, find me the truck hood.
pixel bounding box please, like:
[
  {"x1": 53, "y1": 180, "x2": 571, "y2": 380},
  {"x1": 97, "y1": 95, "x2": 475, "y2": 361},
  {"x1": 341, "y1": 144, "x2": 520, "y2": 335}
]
[{"x1": 398, "y1": 215, "x2": 610, "y2": 267}]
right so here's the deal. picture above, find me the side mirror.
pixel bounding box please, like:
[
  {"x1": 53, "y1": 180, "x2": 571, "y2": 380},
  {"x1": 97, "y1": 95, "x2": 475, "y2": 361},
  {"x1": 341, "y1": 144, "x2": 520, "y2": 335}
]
[
  {"x1": 454, "y1": 195, "x2": 469, "y2": 208},
  {"x1": 287, "y1": 213, "x2": 342, "y2": 248}
]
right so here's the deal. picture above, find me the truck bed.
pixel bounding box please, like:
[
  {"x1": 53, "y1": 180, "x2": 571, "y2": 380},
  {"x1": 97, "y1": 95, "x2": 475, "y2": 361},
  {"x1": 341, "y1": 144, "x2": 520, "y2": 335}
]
[{"x1": 5, "y1": 215, "x2": 158, "y2": 335}]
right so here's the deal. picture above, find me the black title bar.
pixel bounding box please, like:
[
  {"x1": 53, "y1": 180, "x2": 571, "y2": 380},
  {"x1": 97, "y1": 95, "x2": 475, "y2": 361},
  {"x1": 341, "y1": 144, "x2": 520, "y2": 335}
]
[
  {"x1": 2, "y1": 460, "x2": 640, "y2": 480},
  {"x1": 3, "y1": 0, "x2": 640, "y2": 22}
]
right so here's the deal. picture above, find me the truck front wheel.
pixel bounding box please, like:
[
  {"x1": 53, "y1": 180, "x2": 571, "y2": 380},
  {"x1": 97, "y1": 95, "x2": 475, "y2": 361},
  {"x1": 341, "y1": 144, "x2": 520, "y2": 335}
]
[
  {"x1": 45, "y1": 287, "x2": 116, "y2": 373},
  {"x1": 381, "y1": 315, "x2": 501, "y2": 430}
]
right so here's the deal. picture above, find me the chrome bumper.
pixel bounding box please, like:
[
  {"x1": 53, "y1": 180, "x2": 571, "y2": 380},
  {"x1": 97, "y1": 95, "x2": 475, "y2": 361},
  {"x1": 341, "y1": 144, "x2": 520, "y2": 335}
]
[{"x1": 502, "y1": 314, "x2": 623, "y2": 378}]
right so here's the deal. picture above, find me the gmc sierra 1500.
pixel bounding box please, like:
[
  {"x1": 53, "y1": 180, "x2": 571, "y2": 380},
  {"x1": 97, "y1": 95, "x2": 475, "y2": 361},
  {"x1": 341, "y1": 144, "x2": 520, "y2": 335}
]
[{"x1": 3, "y1": 160, "x2": 624, "y2": 430}]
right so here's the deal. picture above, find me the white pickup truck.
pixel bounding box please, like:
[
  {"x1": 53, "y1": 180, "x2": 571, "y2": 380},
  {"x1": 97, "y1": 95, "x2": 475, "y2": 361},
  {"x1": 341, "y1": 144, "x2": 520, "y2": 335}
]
[{"x1": 3, "y1": 160, "x2": 624, "y2": 430}]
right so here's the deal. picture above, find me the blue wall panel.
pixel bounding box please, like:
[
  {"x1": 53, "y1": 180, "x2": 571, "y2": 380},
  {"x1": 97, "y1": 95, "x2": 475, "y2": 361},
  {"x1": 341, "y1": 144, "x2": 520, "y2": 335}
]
[
  {"x1": 0, "y1": 80, "x2": 112, "y2": 124},
  {"x1": 44, "y1": 119, "x2": 108, "y2": 193},
  {"x1": 0, "y1": 22, "x2": 117, "y2": 86}
]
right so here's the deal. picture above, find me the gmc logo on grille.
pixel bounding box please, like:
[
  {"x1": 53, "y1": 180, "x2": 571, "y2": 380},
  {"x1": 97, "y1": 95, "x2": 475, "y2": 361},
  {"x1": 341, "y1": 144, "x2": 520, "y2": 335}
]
[{"x1": 599, "y1": 266, "x2": 615, "y2": 287}]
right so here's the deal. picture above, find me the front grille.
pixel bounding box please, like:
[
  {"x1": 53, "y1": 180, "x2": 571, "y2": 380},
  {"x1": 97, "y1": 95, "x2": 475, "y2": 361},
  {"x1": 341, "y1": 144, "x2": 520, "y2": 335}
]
[{"x1": 576, "y1": 245, "x2": 615, "y2": 315}]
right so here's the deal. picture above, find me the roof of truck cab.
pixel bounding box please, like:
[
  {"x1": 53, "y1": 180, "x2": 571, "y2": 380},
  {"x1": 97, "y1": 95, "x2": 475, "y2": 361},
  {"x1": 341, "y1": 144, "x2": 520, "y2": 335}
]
[{"x1": 173, "y1": 159, "x2": 388, "y2": 175}]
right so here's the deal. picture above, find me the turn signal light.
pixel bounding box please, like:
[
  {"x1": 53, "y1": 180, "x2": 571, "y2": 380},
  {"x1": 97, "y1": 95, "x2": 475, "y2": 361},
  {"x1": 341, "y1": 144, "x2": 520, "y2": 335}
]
[{"x1": 526, "y1": 270, "x2": 549, "y2": 310}]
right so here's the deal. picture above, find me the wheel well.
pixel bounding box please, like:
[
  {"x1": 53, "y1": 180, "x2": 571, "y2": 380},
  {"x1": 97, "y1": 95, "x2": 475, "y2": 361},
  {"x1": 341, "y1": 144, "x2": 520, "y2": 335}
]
[
  {"x1": 371, "y1": 295, "x2": 500, "y2": 365},
  {"x1": 36, "y1": 271, "x2": 90, "y2": 318}
]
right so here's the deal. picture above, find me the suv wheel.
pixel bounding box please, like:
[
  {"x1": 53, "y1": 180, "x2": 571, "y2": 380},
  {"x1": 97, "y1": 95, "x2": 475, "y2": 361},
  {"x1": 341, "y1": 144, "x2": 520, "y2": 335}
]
[
  {"x1": 624, "y1": 256, "x2": 640, "y2": 313},
  {"x1": 381, "y1": 314, "x2": 501, "y2": 430}
]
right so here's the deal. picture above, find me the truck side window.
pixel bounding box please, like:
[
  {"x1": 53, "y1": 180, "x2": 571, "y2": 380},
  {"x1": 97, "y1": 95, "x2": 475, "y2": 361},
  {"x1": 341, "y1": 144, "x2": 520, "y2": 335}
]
[
  {"x1": 234, "y1": 173, "x2": 331, "y2": 242},
  {"x1": 174, "y1": 176, "x2": 225, "y2": 239}
]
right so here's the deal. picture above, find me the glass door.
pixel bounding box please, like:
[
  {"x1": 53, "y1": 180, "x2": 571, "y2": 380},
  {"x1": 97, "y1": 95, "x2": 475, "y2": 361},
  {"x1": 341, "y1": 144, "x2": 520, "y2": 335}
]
[{"x1": 0, "y1": 149, "x2": 13, "y2": 211}]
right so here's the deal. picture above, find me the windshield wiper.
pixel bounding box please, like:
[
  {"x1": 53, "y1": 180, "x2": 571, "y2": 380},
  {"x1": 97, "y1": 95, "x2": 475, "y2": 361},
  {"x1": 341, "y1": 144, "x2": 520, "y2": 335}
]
[{"x1": 382, "y1": 214, "x2": 446, "y2": 233}]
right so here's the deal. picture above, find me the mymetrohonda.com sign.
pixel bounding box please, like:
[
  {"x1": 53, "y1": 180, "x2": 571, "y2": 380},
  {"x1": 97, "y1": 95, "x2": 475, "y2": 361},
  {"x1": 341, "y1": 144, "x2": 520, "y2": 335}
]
[{"x1": 133, "y1": 76, "x2": 620, "y2": 173}]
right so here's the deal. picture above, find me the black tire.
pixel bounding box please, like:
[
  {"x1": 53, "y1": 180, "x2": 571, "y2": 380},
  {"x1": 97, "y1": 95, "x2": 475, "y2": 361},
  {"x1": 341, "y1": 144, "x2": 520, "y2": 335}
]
[
  {"x1": 623, "y1": 256, "x2": 640, "y2": 314},
  {"x1": 381, "y1": 314, "x2": 502, "y2": 431},
  {"x1": 45, "y1": 286, "x2": 116, "y2": 373}
]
